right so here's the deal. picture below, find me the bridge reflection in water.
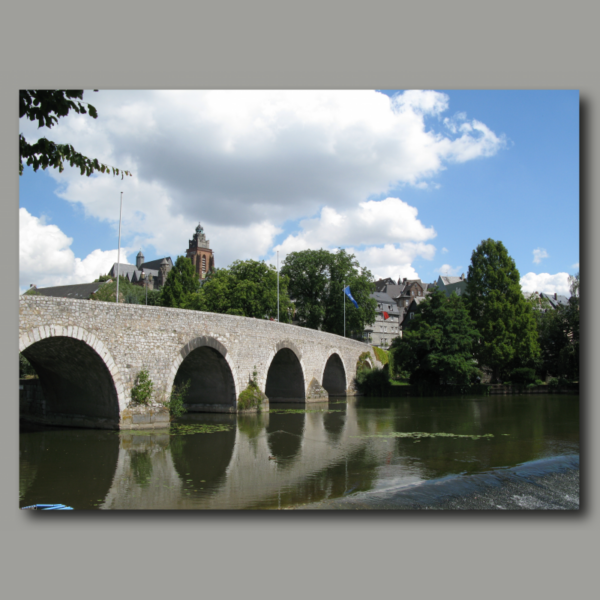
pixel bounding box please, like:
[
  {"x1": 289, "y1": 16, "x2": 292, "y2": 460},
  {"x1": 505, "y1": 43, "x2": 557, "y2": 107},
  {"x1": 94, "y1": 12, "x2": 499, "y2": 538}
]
[
  {"x1": 20, "y1": 398, "x2": 396, "y2": 510},
  {"x1": 19, "y1": 395, "x2": 579, "y2": 510}
]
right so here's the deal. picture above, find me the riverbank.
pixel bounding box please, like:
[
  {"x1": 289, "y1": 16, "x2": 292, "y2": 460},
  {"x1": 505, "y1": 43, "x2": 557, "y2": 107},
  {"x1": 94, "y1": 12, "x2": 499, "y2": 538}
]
[
  {"x1": 357, "y1": 380, "x2": 579, "y2": 397},
  {"x1": 292, "y1": 455, "x2": 580, "y2": 510}
]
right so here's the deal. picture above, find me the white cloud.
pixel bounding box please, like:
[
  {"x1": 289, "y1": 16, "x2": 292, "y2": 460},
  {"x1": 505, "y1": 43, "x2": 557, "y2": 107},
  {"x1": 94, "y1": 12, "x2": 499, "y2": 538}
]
[
  {"x1": 19, "y1": 89, "x2": 505, "y2": 280},
  {"x1": 267, "y1": 198, "x2": 436, "y2": 279},
  {"x1": 572, "y1": 262, "x2": 579, "y2": 269},
  {"x1": 272, "y1": 198, "x2": 435, "y2": 256},
  {"x1": 533, "y1": 247, "x2": 549, "y2": 264},
  {"x1": 442, "y1": 247, "x2": 449, "y2": 254},
  {"x1": 520, "y1": 272, "x2": 571, "y2": 295},
  {"x1": 351, "y1": 244, "x2": 435, "y2": 281},
  {"x1": 19, "y1": 208, "x2": 129, "y2": 291},
  {"x1": 435, "y1": 264, "x2": 463, "y2": 276}
]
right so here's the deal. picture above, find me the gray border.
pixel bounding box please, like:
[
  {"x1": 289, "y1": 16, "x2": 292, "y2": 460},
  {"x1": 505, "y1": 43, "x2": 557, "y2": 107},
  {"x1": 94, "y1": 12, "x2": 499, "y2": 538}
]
[{"x1": 2, "y1": 1, "x2": 595, "y2": 598}]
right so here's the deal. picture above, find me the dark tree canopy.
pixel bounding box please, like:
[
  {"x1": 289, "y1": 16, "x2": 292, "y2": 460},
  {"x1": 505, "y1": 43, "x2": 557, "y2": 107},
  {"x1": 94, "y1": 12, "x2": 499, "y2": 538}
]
[
  {"x1": 533, "y1": 280, "x2": 579, "y2": 381},
  {"x1": 160, "y1": 256, "x2": 201, "y2": 308},
  {"x1": 465, "y1": 239, "x2": 539, "y2": 381},
  {"x1": 188, "y1": 259, "x2": 293, "y2": 321},
  {"x1": 19, "y1": 90, "x2": 132, "y2": 178},
  {"x1": 280, "y1": 248, "x2": 376, "y2": 336},
  {"x1": 390, "y1": 289, "x2": 481, "y2": 385}
]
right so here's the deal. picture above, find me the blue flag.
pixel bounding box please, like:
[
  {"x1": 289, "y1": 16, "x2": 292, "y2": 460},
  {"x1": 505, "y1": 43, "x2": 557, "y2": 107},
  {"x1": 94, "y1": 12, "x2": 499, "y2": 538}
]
[{"x1": 344, "y1": 285, "x2": 359, "y2": 309}]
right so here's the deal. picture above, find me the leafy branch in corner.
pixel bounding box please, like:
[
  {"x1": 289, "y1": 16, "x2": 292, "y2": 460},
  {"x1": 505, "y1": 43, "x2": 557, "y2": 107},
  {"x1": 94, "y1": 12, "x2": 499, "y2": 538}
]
[{"x1": 19, "y1": 90, "x2": 132, "y2": 178}]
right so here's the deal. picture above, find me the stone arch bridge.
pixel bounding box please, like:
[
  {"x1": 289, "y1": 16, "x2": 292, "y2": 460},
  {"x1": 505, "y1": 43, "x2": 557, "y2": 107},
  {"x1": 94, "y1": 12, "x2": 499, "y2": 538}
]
[{"x1": 19, "y1": 296, "x2": 377, "y2": 430}]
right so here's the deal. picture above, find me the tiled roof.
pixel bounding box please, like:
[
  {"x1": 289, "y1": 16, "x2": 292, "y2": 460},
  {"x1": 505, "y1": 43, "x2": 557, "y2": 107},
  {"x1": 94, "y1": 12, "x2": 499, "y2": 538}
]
[
  {"x1": 140, "y1": 257, "x2": 173, "y2": 271},
  {"x1": 28, "y1": 282, "x2": 106, "y2": 299},
  {"x1": 440, "y1": 276, "x2": 463, "y2": 285}
]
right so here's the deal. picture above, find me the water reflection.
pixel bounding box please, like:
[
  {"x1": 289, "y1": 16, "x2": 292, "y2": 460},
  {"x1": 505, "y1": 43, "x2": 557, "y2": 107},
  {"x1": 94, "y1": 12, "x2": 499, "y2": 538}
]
[{"x1": 19, "y1": 395, "x2": 579, "y2": 510}]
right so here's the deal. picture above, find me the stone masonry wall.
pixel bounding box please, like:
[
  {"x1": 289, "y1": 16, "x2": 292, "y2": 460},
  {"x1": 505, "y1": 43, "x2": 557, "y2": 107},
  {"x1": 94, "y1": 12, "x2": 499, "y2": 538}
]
[{"x1": 19, "y1": 296, "x2": 376, "y2": 427}]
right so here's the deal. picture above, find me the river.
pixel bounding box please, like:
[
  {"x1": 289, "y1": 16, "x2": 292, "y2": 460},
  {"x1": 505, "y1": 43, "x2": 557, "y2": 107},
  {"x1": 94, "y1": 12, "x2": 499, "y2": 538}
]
[{"x1": 19, "y1": 394, "x2": 579, "y2": 510}]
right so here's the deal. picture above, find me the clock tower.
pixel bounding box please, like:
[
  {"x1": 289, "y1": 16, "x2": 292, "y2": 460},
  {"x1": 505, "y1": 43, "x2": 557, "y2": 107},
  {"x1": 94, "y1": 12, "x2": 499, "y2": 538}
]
[{"x1": 186, "y1": 223, "x2": 215, "y2": 279}]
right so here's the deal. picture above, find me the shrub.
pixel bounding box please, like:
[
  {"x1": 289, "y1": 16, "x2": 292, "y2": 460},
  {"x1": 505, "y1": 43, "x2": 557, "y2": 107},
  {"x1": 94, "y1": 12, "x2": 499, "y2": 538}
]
[
  {"x1": 164, "y1": 380, "x2": 190, "y2": 418},
  {"x1": 356, "y1": 351, "x2": 373, "y2": 372},
  {"x1": 509, "y1": 367, "x2": 537, "y2": 385},
  {"x1": 131, "y1": 369, "x2": 154, "y2": 405},
  {"x1": 238, "y1": 381, "x2": 265, "y2": 411},
  {"x1": 355, "y1": 366, "x2": 391, "y2": 396},
  {"x1": 237, "y1": 367, "x2": 266, "y2": 411}
]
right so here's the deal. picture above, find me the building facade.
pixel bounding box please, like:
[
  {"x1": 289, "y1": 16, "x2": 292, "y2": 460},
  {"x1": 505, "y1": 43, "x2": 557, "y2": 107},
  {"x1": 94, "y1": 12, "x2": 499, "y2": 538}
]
[{"x1": 363, "y1": 291, "x2": 401, "y2": 348}]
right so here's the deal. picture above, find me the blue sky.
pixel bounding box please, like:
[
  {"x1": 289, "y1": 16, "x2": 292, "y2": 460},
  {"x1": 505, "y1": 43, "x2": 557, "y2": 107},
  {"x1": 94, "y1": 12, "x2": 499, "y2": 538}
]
[{"x1": 19, "y1": 89, "x2": 579, "y2": 294}]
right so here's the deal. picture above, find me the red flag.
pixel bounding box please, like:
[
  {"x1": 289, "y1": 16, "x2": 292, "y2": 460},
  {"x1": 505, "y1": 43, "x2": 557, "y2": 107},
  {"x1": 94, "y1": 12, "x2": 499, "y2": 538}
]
[{"x1": 383, "y1": 311, "x2": 390, "y2": 320}]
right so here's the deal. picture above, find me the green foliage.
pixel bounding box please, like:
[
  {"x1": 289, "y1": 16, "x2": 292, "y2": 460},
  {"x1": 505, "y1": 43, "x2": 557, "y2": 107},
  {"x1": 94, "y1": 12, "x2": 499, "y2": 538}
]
[
  {"x1": 237, "y1": 381, "x2": 265, "y2": 411},
  {"x1": 280, "y1": 248, "x2": 376, "y2": 335},
  {"x1": 509, "y1": 367, "x2": 537, "y2": 385},
  {"x1": 131, "y1": 369, "x2": 154, "y2": 405},
  {"x1": 356, "y1": 351, "x2": 373, "y2": 372},
  {"x1": 90, "y1": 275, "x2": 151, "y2": 304},
  {"x1": 355, "y1": 367, "x2": 391, "y2": 396},
  {"x1": 569, "y1": 271, "x2": 580, "y2": 298},
  {"x1": 390, "y1": 290, "x2": 481, "y2": 385},
  {"x1": 187, "y1": 259, "x2": 293, "y2": 321},
  {"x1": 23, "y1": 287, "x2": 41, "y2": 296},
  {"x1": 465, "y1": 239, "x2": 540, "y2": 382},
  {"x1": 373, "y1": 346, "x2": 389, "y2": 365},
  {"x1": 19, "y1": 354, "x2": 37, "y2": 378},
  {"x1": 169, "y1": 423, "x2": 233, "y2": 436},
  {"x1": 356, "y1": 431, "x2": 495, "y2": 440},
  {"x1": 19, "y1": 90, "x2": 132, "y2": 178},
  {"x1": 160, "y1": 256, "x2": 201, "y2": 308},
  {"x1": 164, "y1": 380, "x2": 190, "y2": 419},
  {"x1": 532, "y1": 283, "x2": 578, "y2": 381}
]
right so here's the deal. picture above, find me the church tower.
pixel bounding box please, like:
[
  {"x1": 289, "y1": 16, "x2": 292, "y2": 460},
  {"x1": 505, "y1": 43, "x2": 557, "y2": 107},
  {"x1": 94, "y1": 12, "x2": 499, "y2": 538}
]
[{"x1": 186, "y1": 223, "x2": 215, "y2": 279}]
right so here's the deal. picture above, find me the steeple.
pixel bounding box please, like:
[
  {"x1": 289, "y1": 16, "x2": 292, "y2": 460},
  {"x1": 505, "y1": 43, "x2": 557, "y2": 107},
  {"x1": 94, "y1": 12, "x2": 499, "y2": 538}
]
[
  {"x1": 187, "y1": 221, "x2": 215, "y2": 279},
  {"x1": 136, "y1": 250, "x2": 144, "y2": 269}
]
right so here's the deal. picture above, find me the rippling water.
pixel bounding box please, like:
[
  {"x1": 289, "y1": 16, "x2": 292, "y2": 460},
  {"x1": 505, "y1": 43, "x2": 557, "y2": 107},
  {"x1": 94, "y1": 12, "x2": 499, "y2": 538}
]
[{"x1": 19, "y1": 394, "x2": 579, "y2": 510}]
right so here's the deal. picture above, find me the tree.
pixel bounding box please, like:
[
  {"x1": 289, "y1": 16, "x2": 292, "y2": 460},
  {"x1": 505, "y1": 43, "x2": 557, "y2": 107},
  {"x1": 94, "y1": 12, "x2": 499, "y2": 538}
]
[
  {"x1": 390, "y1": 290, "x2": 481, "y2": 384},
  {"x1": 187, "y1": 259, "x2": 293, "y2": 321},
  {"x1": 160, "y1": 257, "x2": 201, "y2": 308},
  {"x1": 534, "y1": 274, "x2": 579, "y2": 381},
  {"x1": 465, "y1": 239, "x2": 540, "y2": 382},
  {"x1": 20, "y1": 90, "x2": 132, "y2": 178},
  {"x1": 280, "y1": 249, "x2": 376, "y2": 336},
  {"x1": 90, "y1": 275, "x2": 159, "y2": 304}
]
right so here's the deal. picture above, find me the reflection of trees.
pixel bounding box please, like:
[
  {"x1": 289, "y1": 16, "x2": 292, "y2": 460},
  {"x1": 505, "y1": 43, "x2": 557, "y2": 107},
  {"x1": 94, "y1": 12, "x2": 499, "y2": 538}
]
[
  {"x1": 387, "y1": 395, "x2": 579, "y2": 479},
  {"x1": 237, "y1": 413, "x2": 268, "y2": 440}
]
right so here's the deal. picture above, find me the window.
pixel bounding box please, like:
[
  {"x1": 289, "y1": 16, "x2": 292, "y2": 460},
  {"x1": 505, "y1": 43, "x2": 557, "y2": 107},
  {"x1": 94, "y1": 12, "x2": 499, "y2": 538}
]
[
  {"x1": 202, "y1": 255, "x2": 207, "y2": 273},
  {"x1": 410, "y1": 313, "x2": 414, "y2": 319}
]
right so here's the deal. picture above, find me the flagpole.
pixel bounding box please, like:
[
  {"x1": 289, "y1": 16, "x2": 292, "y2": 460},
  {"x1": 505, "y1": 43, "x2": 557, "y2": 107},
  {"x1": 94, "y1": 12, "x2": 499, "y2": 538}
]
[{"x1": 116, "y1": 191, "x2": 122, "y2": 304}]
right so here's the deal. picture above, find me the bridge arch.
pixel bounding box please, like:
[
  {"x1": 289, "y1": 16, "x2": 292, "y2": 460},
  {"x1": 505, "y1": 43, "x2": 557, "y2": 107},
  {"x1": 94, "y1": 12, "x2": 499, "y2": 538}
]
[
  {"x1": 168, "y1": 336, "x2": 239, "y2": 411},
  {"x1": 19, "y1": 325, "x2": 125, "y2": 427},
  {"x1": 320, "y1": 349, "x2": 348, "y2": 396},
  {"x1": 264, "y1": 340, "x2": 306, "y2": 402}
]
